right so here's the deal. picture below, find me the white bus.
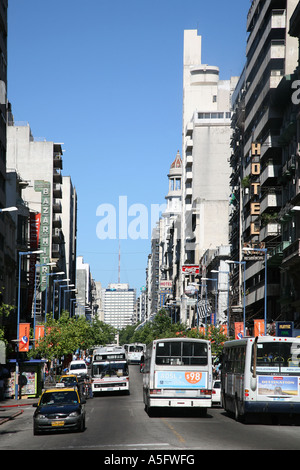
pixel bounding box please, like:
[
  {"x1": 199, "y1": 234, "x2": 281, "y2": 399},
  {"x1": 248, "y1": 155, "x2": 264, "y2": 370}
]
[
  {"x1": 125, "y1": 343, "x2": 146, "y2": 364},
  {"x1": 91, "y1": 346, "x2": 130, "y2": 395},
  {"x1": 221, "y1": 336, "x2": 300, "y2": 422},
  {"x1": 143, "y1": 338, "x2": 212, "y2": 415}
]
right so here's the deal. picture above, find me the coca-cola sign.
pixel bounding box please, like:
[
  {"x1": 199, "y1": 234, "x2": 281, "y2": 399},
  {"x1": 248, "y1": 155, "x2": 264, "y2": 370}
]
[{"x1": 182, "y1": 265, "x2": 199, "y2": 275}]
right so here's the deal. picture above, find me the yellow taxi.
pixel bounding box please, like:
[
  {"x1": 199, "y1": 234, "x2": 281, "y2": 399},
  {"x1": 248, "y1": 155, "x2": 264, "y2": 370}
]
[{"x1": 33, "y1": 386, "x2": 86, "y2": 435}]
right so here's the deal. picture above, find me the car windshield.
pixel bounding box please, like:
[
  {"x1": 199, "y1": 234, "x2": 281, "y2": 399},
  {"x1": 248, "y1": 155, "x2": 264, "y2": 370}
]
[
  {"x1": 40, "y1": 391, "x2": 79, "y2": 406},
  {"x1": 60, "y1": 376, "x2": 77, "y2": 384},
  {"x1": 70, "y1": 363, "x2": 86, "y2": 370},
  {"x1": 129, "y1": 346, "x2": 144, "y2": 352}
]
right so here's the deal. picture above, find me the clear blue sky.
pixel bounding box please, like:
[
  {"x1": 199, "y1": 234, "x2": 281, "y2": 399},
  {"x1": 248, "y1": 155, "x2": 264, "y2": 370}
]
[{"x1": 8, "y1": 0, "x2": 250, "y2": 294}]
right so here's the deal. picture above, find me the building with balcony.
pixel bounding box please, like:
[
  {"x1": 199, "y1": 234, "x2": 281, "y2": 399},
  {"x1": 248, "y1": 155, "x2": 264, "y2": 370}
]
[
  {"x1": 6, "y1": 120, "x2": 76, "y2": 321},
  {"x1": 180, "y1": 29, "x2": 238, "y2": 325},
  {"x1": 239, "y1": 0, "x2": 298, "y2": 329},
  {"x1": 0, "y1": 1, "x2": 11, "y2": 313}
]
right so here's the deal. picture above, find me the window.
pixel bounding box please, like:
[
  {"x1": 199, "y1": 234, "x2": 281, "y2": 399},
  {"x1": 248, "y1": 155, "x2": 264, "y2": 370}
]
[
  {"x1": 155, "y1": 341, "x2": 208, "y2": 366},
  {"x1": 253, "y1": 341, "x2": 300, "y2": 375}
]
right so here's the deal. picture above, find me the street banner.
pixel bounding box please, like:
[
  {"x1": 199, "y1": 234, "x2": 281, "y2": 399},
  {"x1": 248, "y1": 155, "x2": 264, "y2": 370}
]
[
  {"x1": 254, "y1": 319, "x2": 264, "y2": 336},
  {"x1": 234, "y1": 322, "x2": 244, "y2": 339},
  {"x1": 35, "y1": 325, "x2": 45, "y2": 346},
  {"x1": 19, "y1": 323, "x2": 30, "y2": 352},
  {"x1": 220, "y1": 325, "x2": 228, "y2": 336}
]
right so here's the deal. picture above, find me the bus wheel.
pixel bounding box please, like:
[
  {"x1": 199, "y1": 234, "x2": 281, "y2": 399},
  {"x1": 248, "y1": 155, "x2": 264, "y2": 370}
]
[{"x1": 234, "y1": 398, "x2": 240, "y2": 421}]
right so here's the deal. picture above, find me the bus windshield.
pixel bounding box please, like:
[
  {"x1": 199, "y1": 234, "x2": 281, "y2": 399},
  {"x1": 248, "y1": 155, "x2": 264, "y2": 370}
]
[
  {"x1": 129, "y1": 345, "x2": 144, "y2": 352},
  {"x1": 155, "y1": 340, "x2": 208, "y2": 366},
  {"x1": 92, "y1": 361, "x2": 129, "y2": 378},
  {"x1": 252, "y1": 341, "x2": 300, "y2": 375}
]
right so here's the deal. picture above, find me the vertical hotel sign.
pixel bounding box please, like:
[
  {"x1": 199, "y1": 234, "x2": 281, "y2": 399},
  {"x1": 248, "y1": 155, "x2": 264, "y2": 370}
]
[{"x1": 34, "y1": 181, "x2": 51, "y2": 291}]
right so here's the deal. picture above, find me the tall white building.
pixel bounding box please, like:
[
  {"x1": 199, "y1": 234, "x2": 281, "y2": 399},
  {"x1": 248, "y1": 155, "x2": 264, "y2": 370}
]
[
  {"x1": 103, "y1": 283, "x2": 136, "y2": 330},
  {"x1": 75, "y1": 256, "x2": 92, "y2": 317},
  {"x1": 180, "y1": 30, "x2": 239, "y2": 325}
]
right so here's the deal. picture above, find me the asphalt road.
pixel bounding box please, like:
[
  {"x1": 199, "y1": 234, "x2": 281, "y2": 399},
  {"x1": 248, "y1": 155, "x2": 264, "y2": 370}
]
[{"x1": 1, "y1": 365, "x2": 300, "y2": 454}]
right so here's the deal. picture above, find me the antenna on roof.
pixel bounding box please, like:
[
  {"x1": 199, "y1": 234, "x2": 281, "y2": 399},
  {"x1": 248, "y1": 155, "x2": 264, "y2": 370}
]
[{"x1": 118, "y1": 238, "x2": 121, "y2": 284}]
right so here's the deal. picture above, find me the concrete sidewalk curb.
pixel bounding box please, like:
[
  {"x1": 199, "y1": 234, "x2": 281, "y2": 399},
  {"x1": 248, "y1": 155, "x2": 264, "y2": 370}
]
[
  {"x1": 0, "y1": 408, "x2": 24, "y2": 425},
  {"x1": 0, "y1": 399, "x2": 37, "y2": 409}
]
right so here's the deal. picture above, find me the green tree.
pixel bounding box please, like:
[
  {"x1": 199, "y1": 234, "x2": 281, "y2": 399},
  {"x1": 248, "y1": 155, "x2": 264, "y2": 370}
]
[
  {"x1": 0, "y1": 291, "x2": 14, "y2": 347},
  {"x1": 28, "y1": 312, "x2": 116, "y2": 362},
  {"x1": 186, "y1": 325, "x2": 228, "y2": 357},
  {"x1": 119, "y1": 309, "x2": 228, "y2": 358}
]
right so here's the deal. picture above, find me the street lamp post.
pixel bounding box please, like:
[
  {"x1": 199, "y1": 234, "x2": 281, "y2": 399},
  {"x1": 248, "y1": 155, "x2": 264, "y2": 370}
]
[
  {"x1": 16, "y1": 249, "x2": 43, "y2": 400},
  {"x1": 63, "y1": 288, "x2": 77, "y2": 311},
  {"x1": 69, "y1": 298, "x2": 77, "y2": 317},
  {"x1": 59, "y1": 284, "x2": 74, "y2": 316},
  {"x1": 242, "y1": 247, "x2": 268, "y2": 335},
  {"x1": 44, "y1": 271, "x2": 65, "y2": 322},
  {"x1": 225, "y1": 259, "x2": 246, "y2": 337},
  {"x1": 52, "y1": 278, "x2": 69, "y2": 318},
  {"x1": 0, "y1": 206, "x2": 18, "y2": 213}
]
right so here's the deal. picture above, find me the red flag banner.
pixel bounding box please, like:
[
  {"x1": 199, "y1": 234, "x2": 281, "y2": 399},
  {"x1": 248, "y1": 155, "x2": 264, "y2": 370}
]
[
  {"x1": 254, "y1": 319, "x2": 264, "y2": 337},
  {"x1": 19, "y1": 323, "x2": 30, "y2": 352},
  {"x1": 35, "y1": 325, "x2": 45, "y2": 346},
  {"x1": 234, "y1": 322, "x2": 244, "y2": 339}
]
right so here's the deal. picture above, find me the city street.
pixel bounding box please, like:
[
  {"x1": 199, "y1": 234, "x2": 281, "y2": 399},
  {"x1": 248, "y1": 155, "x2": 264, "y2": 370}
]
[{"x1": 1, "y1": 366, "x2": 300, "y2": 452}]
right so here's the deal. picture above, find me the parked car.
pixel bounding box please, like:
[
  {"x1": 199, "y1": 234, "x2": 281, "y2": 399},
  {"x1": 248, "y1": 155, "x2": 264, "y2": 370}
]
[
  {"x1": 212, "y1": 380, "x2": 221, "y2": 406},
  {"x1": 67, "y1": 360, "x2": 88, "y2": 376},
  {"x1": 33, "y1": 386, "x2": 86, "y2": 435}
]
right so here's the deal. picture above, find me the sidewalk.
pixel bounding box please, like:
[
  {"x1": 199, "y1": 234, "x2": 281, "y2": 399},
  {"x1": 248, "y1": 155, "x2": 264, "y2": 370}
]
[{"x1": 0, "y1": 397, "x2": 38, "y2": 425}]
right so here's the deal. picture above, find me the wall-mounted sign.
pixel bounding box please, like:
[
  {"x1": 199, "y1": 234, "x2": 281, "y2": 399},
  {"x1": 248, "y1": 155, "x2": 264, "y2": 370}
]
[
  {"x1": 160, "y1": 280, "x2": 173, "y2": 289},
  {"x1": 276, "y1": 321, "x2": 294, "y2": 337},
  {"x1": 34, "y1": 181, "x2": 51, "y2": 291},
  {"x1": 242, "y1": 242, "x2": 265, "y2": 260},
  {"x1": 182, "y1": 265, "x2": 199, "y2": 275}
]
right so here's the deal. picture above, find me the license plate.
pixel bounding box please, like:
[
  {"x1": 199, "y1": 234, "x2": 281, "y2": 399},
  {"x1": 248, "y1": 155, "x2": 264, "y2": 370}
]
[{"x1": 51, "y1": 421, "x2": 65, "y2": 426}]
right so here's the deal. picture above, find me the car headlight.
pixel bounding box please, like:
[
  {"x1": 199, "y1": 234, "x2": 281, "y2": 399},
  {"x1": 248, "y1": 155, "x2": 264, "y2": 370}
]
[
  {"x1": 36, "y1": 414, "x2": 47, "y2": 419},
  {"x1": 69, "y1": 411, "x2": 80, "y2": 417}
]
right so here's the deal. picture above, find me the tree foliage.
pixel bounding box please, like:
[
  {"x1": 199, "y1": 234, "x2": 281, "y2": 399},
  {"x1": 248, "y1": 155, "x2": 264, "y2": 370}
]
[
  {"x1": 119, "y1": 309, "x2": 228, "y2": 357},
  {"x1": 0, "y1": 290, "x2": 14, "y2": 345},
  {"x1": 28, "y1": 312, "x2": 116, "y2": 361}
]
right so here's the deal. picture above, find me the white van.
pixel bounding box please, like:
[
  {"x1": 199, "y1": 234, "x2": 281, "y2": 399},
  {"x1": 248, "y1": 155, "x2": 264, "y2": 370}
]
[{"x1": 68, "y1": 360, "x2": 88, "y2": 376}]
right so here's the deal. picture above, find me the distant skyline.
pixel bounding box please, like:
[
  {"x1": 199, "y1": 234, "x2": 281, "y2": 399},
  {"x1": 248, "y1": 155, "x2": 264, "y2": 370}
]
[{"x1": 7, "y1": 0, "x2": 250, "y2": 293}]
